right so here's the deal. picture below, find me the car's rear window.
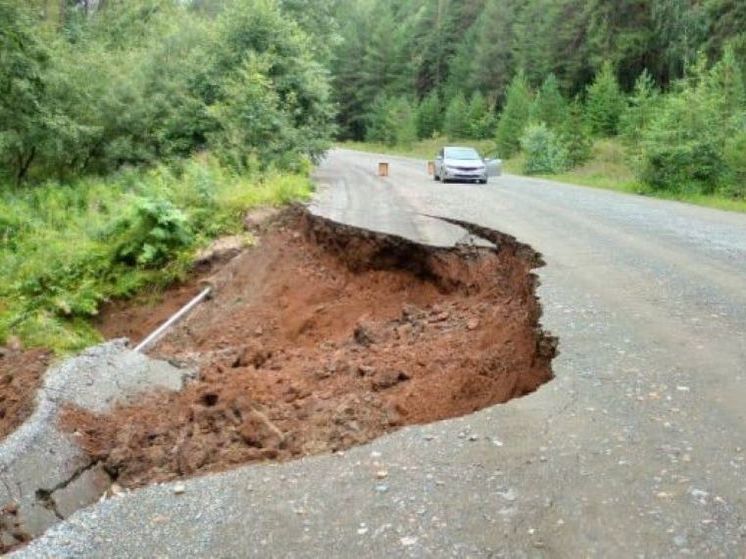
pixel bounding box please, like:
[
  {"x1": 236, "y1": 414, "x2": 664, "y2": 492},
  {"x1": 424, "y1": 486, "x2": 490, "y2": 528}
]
[{"x1": 446, "y1": 148, "x2": 480, "y2": 160}]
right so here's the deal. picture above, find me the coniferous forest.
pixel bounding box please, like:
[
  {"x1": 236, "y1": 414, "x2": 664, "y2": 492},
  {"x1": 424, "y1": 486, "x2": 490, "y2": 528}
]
[{"x1": 331, "y1": 0, "x2": 746, "y2": 197}]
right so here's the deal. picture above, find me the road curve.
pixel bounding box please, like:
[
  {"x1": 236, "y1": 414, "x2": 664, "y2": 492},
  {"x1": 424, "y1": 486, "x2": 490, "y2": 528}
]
[{"x1": 18, "y1": 149, "x2": 746, "y2": 558}]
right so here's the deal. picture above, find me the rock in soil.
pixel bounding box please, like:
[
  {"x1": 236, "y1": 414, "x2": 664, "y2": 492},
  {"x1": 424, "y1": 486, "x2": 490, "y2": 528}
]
[{"x1": 61, "y1": 208, "x2": 556, "y2": 489}]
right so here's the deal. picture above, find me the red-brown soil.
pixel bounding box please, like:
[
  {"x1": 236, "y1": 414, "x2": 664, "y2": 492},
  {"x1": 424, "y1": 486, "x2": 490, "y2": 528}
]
[
  {"x1": 63, "y1": 210, "x2": 556, "y2": 488},
  {"x1": 95, "y1": 264, "x2": 222, "y2": 345},
  {"x1": 0, "y1": 348, "x2": 51, "y2": 440}
]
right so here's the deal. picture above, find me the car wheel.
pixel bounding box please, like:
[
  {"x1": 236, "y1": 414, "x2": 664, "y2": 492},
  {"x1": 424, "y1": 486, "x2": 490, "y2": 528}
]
[{"x1": 480, "y1": 179, "x2": 487, "y2": 184}]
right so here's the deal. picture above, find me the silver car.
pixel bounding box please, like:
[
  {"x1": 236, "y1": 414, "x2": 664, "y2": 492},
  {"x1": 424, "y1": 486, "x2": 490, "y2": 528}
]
[{"x1": 433, "y1": 146, "x2": 501, "y2": 184}]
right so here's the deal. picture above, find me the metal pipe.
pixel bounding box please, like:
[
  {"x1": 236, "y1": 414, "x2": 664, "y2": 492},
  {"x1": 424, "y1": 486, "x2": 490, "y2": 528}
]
[{"x1": 134, "y1": 287, "x2": 212, "y2": 353}]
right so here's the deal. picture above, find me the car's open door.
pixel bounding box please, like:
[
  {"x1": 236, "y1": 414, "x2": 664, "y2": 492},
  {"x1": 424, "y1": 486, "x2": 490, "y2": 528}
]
[{"x1": 485, "y1": 158, "x2": 502, "y2": 177}]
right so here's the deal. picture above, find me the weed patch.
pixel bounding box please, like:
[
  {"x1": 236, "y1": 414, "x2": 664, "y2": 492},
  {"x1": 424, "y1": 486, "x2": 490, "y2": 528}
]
[{"x1": 0, "y1": 156, "x2": 311, "y2": 352}]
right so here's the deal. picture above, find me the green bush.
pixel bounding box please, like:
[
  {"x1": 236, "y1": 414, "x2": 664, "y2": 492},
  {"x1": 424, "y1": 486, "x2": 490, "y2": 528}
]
[
  {"x1": 112, "y1": 198, "x2": 194, "y2": 268},
  {"x1": 640, "y1": 137, "x2": 724, "y2": 194},
  {"x1": 521, "y1": 123, "x2": 567, "y2": 174}
]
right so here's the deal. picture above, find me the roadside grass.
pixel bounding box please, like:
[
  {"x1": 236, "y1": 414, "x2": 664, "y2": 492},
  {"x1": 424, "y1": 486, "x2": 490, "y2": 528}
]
[
  {"x1": 503, "y1": 139, "x2": 640, "y2": 191},
  {"x1": 341, "y1": 138, "x2": 746, "y2": 213},
  {"x1": 0, "y1": 156, "x2": 312, "y2": 353}
]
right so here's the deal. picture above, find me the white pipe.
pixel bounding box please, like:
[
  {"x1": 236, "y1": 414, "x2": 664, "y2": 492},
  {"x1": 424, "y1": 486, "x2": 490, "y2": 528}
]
[{"x1": 134, "y1": 287, "x2": 212, "y2": 353}]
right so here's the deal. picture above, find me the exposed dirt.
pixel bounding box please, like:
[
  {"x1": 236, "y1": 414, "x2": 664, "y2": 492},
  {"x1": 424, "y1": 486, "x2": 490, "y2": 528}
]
[
  {"x1": 95, "y1": 209, "x2": 274, "y2": 345},
  {"x1": 63, "y1": 209, "x2": 556, "y2": 488},
  {"x1": 0, "y1": 347, "x2": 51, "y2": 441},
  {"x1": 95, "y1": 265, "x2": 228, "y2": 345}
]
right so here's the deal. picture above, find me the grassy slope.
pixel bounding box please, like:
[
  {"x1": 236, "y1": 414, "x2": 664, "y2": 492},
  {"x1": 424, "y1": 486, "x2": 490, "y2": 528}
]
[
  {"x1": 0, "y1": 156, "x2": 312, "y2": 352},
  {"x1": 339, "y1": 138, "x2": 746, "y2": 213}
]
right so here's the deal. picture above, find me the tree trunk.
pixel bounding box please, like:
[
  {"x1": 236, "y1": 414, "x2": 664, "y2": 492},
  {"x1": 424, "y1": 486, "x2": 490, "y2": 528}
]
[{"x1": 16, "y1": 148, "x2": 36, "y2": 185}]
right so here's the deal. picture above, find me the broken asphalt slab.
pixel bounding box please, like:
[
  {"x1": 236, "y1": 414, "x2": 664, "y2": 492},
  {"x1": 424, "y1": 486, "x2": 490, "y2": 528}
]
[{"x1": 0, "y1": 340, "x2": 193, "y2": 550}]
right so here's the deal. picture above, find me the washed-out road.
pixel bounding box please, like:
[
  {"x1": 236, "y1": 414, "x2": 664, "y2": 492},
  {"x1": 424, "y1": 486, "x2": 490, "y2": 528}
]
[{"x1": 19, "y1": 149, "x2": 746, "y2": 557}]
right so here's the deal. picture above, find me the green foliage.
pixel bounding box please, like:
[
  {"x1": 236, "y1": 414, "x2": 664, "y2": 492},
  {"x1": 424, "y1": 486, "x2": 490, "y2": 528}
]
[
  {"x1": 723, "y1": 127, "x2": 746, "y2": 198},
  {"x1": 496, "y1": 71, "x2": 532, "y2": 158},
  {"x1": 331, "y1": 0, "x2": 746, "y2": 202},
  {"x1": 365, "y1": 96, "x2": 394, "y2": 145},
  {"x1": 467, "y1": 91, "x2": 495, "y2": 139},
  {"x1": 0, "y1": 0, "x2": 335, "y2": 185},
  {"x1": 521, "y1": 123, "x2": 568, "y2": 174},
  {"x1": 416, "y1": 91, "x2": 442, "y2": 139},
  {"x1": 332, "y1": 0, "x2": 746, "y2": 146},
  {"x1": 391, "y1": 98, "x2": 419, "y2": 147},
  {"x1": 208, "y1": 0, "x2": 334, "y2": 166},
  {"x1": 638, "y1": 60, "x2": 724, "y2": 193},
  {"x1": 530, "y1": 74, "x2": 567, "y2": 128},
  {"x1": 207, "y1": 56, "x2": 297, "y2": 173},
  {"x1": 636, "y1": 50, "x2": 746, "y2": 195},
  {"x1": 112, "y1": 198, "x2": 194, "y2": 268},
  {"x1": 706, "y1": 45, "x2": 745, "y2": 117},
  {"x1": 560, "y1": 96, "x2": 593, "y2": 167},
  {"x1": 0, "y1": 1, "x2": 84, "y2": 183},
  {"x1": 620, "y1": 69, "x2": 659, "y2": 148},
  {"x1": 365, "y1": 96, "x2": 417, "y2": 146},
  {"x1": 586, "y1": 61, "x2": 626, "y2": 136},
  {"x1": 443, "y1": 92, "x2": 470, "y2": 139},
  {"x1": 0, "y1": 156, "x2": 311, "y2": 352}
]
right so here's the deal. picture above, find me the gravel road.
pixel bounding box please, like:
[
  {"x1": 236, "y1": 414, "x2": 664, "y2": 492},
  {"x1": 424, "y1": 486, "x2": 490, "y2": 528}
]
[{"x1": 18, "y1": 149, "x2": 746, "y2": 558}]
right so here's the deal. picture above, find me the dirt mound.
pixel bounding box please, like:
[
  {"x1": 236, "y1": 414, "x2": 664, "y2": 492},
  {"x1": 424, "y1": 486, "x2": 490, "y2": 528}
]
[
  {"x1": 0, "y1": 347, "x2": 51, "y2": 440},
  {"x1": 63, "y1": 210, "x2": 556, "y2": 488}
]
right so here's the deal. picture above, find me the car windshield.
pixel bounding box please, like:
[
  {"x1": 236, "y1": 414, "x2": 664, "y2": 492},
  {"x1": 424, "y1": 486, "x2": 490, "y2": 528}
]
[{"x1": 445, "y1": 147, "x2": 481, "y2": 160}]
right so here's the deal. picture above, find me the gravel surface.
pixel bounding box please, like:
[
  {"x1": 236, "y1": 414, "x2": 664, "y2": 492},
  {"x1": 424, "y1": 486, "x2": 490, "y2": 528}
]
[{"x1": 16, "y1": 149, "x2": 746, "y2": 558}]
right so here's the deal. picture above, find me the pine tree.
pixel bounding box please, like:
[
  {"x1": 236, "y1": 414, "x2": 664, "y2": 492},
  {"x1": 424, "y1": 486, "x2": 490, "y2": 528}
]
[
  {"x1": 365, "y1": 96, "x2": 418, "y2": 146},
  {"x1": 416, "y1": 91, "x2": 442, "y2": 139},
  {"x1": 365, "y1": 96, "x2": 396, "y2": 144},
  {"x1": 496, "y1": 71, "x2": 532, "y2": 157},
  {"x1": 530, "y1": 73, "x2": 567, "y2": 128},
  {"x1": 443, "y1": 92, "x2": 470, "y2": 139},
  {"x1": 467, "y1": 91, "x2": 494, "y2": 139},
  {"x1": 620, "y1": 69, "x2": 659, "y2": 148},
  {"x1": 391, "y1": 97, "x2": 418, "y2": 146},
  {"x1": 560, "y1": 96, "x2": 593, "y2": 168},
  {"x1": 469, "y1": 0, "x2": 518, "y2": 97},
  {"x1": 723, "y1": 129, "x2": 746, "y2": 198},
  {"x1": 637, "y1": 55, "x2": 726, "y2": 193},
  {"x1": 586, "y1": 61, "x2": 626, "y2": 136},
  {"x1": 707, "y1": 45, "x2": 746, "y2": 121}
]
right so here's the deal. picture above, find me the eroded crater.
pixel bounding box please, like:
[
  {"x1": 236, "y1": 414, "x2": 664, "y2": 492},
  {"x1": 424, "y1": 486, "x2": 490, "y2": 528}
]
[{"x1": 62, "y1": 209, "x2": 557, "y2": 488}]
